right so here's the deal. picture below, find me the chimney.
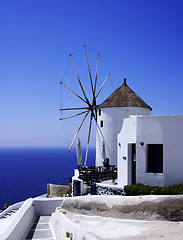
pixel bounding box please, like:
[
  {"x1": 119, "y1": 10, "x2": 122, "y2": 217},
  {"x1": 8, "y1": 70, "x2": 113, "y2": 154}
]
[{"x1": 124, "y1": 78, "x2": 127, "y2": 85}]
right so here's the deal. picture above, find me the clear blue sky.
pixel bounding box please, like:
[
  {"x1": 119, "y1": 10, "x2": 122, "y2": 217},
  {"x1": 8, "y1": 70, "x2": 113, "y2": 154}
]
[{"x1": 0, "y1": 0, "x2": 183, "y2": 148}]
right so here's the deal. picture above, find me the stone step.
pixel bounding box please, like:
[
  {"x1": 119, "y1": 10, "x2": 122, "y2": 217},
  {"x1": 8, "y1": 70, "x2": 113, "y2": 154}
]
[
  {"x1": 25, "y1": 216, "x2": 54, "y2": 240},
  {"x1": 31, "y1": 223, "x2": 50, "y2": 230},
  {"x1": 36, "y1": 216, "x2": 51, "y2": 224},
  {"x1": 26, "y1": 229, "x2": 54, "y2": 239}
]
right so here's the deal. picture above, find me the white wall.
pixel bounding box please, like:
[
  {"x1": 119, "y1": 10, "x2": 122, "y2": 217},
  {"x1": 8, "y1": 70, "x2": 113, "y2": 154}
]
[
  {"x1": 51, "y1": 207, "x2": 85, "y2": 240},
  {"x1": 117, "y1": 116, "x2": 137, "y2": 186},
  {"x1": 136, "y1": 115, "x2": 183, "y2": 186},
  {"x1": 0, "y1": 198, "x2": 36, "y2": 240},
  {"x1": 118, "y1": 115, "x2": 183, "y2": 187},
  {"x1": 96, "y1": 107, "x2": 150, "y2": 166},
  {"x1": 33, "y1": 198, "x2": 63, "y2": 216}
]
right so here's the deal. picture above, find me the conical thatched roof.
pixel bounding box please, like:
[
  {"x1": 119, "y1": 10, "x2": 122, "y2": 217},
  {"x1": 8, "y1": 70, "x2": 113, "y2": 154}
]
[{"x1": 99, "y1": 79, "x2": 152, "y2": 111}]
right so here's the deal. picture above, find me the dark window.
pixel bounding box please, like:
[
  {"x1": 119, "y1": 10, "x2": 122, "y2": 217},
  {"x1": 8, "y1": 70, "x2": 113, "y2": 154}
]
[
  {"x1": 100, "y1": 120, "x2": 103, "y2": 128},
  {"x1": 147, "y1": 144, "x2": 163, "y2": 173},
  {"x1": 99, "y1": 109, "x2": 101, "y2": 116}
]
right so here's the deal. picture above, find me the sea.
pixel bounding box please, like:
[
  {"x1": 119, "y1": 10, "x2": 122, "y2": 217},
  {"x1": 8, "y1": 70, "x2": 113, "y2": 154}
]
[{"x1": 0, "y1": 148, "x2": 95, "y2": 209}]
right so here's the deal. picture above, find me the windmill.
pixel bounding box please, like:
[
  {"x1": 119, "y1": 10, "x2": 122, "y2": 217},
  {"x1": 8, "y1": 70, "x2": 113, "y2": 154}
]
[{"x1": 60, "y1": 46, "x2": 110, "y2": 167}]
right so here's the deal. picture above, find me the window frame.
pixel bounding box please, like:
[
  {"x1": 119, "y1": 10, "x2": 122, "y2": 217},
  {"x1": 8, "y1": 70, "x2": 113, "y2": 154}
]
[
  {"x1": 146, "y1": 144, "x2": 163, "y2": 173},
  {"x1": 100, "y1": 120, "x2": 103, "y2": 128}
]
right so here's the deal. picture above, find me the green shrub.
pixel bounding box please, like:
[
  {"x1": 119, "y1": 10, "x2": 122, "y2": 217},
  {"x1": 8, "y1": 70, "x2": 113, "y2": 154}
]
[
  {"x1": 150, "y1": 186, "x2": 162, "y2": 195},
  {"x1": 124, "y1": 183, "x2": 151, "y2": 196},
  {"x1": 124, "y1": 183, "x2": 183, "y2": 196}
]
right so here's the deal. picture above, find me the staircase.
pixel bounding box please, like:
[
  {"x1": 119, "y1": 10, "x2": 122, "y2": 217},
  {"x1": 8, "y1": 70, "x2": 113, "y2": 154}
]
[
  {"x1": 25, "y1": 216, "x2": 54, "y2": 240},
  {"x1": 1, "y1": 208, "x2": 20, "y2": 219}
]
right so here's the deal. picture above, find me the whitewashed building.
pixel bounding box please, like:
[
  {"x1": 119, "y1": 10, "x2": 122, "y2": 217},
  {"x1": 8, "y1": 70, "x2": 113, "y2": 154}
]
[
  {"x1": 118, "y1": 114, "x2": 183, "y2": 187},
  {"x1": 96, "y1": 78, "x2": 151, "y2": 167},
  {"x1": 96, "y1": 79, "x2": 183, "y2": 187}
]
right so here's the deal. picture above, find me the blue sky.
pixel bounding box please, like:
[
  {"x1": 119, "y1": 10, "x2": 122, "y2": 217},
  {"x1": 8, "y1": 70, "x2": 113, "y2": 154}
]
[{"x1": 0, "y1": 0, "x2": 183, "y2": 148}]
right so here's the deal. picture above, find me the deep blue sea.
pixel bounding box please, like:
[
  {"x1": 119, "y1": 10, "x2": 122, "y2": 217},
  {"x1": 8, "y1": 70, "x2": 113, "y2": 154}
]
[{"x1": 0, "y1": 148, "x2": 95, "y2": 209}]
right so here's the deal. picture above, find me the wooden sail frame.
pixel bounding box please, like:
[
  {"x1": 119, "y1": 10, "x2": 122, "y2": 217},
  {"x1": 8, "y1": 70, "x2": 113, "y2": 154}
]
[{"x1": 60, "y1": 46, "x2": 110, "y2": 166}]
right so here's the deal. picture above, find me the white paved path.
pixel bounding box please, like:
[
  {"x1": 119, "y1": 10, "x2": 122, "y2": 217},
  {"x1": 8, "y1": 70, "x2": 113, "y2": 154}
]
[{"x1": 26, "y1": 216, "x2": 54, "y2": 240}]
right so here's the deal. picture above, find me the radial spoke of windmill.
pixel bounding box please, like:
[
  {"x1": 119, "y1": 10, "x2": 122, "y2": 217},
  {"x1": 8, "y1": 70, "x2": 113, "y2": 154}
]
[
  {"x1": 94, "y1": 53, "x2": 100, "y2": 96},
  {"x1": 84, "y1": 114, "x2": 93, "y2": 167},
  {"x1": 70, "y1": 54, "x2": 90, "y2": 105},
  {"x1": 60, "y1": 82, "x2": 87, "y2": 104},
  {"x1": 96, "y1": 73, "x2": 110, "y2": 98},
  {"x1": 59, "y1": 110, "x2": 88, "y2": 120},
  {"x1": 84, "y1": 45, "x2": 94, "y2": 95},
  {"x1": 68, "y1": 111, "x2": 90, "y2": 152},
  {"x1": 60, "y1": 107, "x2": 89, "y2": 111},
  {"x1": 91, "y1": 53, "x2": 99, "y2": 122}
]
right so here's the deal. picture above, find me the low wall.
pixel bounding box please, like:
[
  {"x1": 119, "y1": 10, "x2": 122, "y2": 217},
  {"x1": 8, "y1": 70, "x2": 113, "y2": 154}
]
[
  {"x1": 33, "y1": 197, "x2": 63, "y2": 216},
  {"x1": 0, "y1": 201, "x2": 23, "y2": 219},
  {"x1": 96, "y1": 183, "x2": 125, "y2": 196},
  {"x1": 60, "y1": 195, "x2": 183, "y2": 221},
  {"x1": 0, "y1": 198, "x2": 36, "y2": 240},
  {"x1": 51, "y1": 208, "x2": 84, "y2": 240}
]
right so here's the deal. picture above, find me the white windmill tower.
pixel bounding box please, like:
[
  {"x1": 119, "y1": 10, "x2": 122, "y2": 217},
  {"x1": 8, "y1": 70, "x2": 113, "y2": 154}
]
[{"x1": 96, "y1": 78, "x2": 152, "y2": 167}]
